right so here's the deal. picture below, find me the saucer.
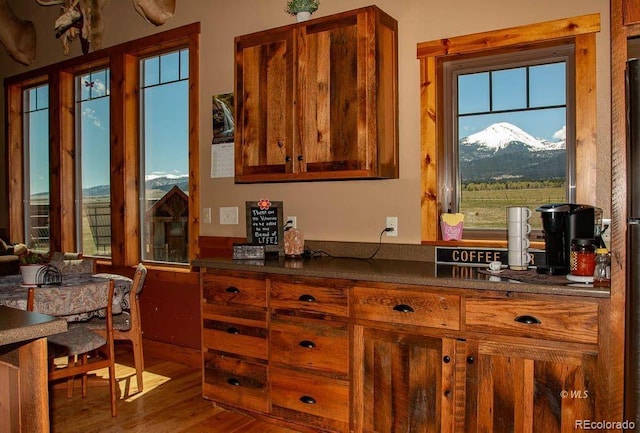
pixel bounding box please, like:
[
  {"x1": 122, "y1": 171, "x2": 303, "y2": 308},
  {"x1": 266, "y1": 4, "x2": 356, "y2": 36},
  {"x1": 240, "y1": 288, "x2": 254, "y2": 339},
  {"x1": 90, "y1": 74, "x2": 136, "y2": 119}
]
[{"x1": 565, "y1": 274, "x2": 594, "y2": 283}]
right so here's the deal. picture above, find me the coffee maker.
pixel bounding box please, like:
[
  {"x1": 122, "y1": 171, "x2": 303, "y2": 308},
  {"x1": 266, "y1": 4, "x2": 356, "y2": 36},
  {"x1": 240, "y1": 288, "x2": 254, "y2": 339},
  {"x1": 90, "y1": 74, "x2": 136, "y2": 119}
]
[{"x1": 536, "y1": 203, "x2": 599, "y2": 275}]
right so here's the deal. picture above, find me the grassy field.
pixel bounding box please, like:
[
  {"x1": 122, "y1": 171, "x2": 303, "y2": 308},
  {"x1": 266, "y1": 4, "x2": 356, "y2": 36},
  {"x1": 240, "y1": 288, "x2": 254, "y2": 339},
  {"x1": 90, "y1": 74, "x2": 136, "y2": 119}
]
[{"x1": 460, "y1": 187, "x2": 565, "y2": 230}]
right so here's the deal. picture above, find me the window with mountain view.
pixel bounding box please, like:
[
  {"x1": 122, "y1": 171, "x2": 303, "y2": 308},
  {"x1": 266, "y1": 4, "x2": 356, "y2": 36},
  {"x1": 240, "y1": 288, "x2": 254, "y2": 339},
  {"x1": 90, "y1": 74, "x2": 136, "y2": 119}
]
[
  {"x1": 140, "y1": 49, "x2": 189, "y2": 263},
  {"x1": 443, "y1": 45, "x2": 575, "y2": 232},
  {"x1": 76, "y1": 68, "x2": 111, "y2": 257},
  {"x1": 23, "y1": 84, "x2": 50, "y2": 253}
]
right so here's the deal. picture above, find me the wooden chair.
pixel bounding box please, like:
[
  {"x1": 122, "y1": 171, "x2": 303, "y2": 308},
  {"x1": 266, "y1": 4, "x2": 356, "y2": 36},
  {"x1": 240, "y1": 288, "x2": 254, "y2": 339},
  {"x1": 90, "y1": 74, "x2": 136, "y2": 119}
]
[
  {"x1": 87, "y1": 263, "x2": 147, "y2": 391},
  {"x1": 27, "y1": 280, "x2": 118, "y2": 417}
]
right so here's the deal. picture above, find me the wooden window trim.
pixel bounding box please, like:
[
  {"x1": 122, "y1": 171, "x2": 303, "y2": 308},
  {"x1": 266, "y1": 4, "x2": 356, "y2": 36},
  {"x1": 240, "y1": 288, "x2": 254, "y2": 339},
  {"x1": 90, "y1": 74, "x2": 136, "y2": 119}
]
[
  {"x1": 417, "y1": 14, "x2": 600, "y2": 244},
  {"x1": 5, "y1": 23, "x2": 201, "y2": 267}
]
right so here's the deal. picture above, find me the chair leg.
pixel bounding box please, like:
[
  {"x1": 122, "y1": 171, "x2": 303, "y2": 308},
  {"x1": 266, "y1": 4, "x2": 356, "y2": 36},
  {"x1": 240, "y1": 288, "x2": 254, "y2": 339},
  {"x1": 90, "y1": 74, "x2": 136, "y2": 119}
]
[
  {"x1": 131, "y1": 333, "x2": 144, "y2": 392},
  {"x1": 80, "y1": 354, "x2": 89, "y2": 398},
  {"x1": 66, "y1": 356, "x2": 75, "y2": 398}
]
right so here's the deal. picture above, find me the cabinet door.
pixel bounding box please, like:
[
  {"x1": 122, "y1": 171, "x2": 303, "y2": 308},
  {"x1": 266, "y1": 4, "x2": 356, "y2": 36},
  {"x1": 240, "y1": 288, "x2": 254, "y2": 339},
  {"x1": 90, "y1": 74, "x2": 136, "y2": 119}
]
[
  {"x1": 352, "y1": 326, "x2": 457, "y2": 433},
  {"x1": 235, "y1": 29, "x2": 294, "y2": 180},
  {"x1": 465, "y1": 340, "x2": 597, "y2": 433}
]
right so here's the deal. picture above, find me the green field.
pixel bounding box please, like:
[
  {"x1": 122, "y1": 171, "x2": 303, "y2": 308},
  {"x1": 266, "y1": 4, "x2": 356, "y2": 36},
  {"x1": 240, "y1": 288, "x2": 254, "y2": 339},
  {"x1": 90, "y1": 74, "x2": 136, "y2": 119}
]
[{"x1": 460, "y1": 187, "x2": 565, "y2": 230}]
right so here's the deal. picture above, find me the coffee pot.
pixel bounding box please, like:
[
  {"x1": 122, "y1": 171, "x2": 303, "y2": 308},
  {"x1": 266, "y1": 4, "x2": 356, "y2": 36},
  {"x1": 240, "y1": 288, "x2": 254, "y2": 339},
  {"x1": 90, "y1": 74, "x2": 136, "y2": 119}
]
[{"x1": 536, "y1": 203, "x2": 600, "y2": 275}]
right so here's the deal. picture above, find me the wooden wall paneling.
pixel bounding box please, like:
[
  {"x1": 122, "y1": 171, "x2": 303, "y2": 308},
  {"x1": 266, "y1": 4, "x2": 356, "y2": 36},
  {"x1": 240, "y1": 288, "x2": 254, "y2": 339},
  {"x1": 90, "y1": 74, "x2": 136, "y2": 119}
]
[
  {"x1": 609, "y1": 0, "x2": 629, "y2": 422},
  {"x1": 48, "y1": 71, "x2": 62, "y2": 253},
  {"x1": 58, "y1": 71, "x2": 77, "y2": 252}
]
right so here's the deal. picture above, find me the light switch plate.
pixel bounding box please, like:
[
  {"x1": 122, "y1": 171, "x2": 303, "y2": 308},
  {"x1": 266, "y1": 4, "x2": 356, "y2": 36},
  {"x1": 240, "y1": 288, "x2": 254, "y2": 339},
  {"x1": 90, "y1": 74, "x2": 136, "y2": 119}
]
[{"x1": 220, "y1": 207, "x2": 239, "y2": 225}]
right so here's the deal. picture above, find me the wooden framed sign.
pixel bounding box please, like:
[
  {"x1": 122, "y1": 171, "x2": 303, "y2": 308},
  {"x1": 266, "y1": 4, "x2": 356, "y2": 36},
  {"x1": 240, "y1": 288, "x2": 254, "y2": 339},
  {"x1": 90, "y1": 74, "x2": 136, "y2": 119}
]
[{"x1": 246, "y1": 199, "x2": 284, "y2": 255}]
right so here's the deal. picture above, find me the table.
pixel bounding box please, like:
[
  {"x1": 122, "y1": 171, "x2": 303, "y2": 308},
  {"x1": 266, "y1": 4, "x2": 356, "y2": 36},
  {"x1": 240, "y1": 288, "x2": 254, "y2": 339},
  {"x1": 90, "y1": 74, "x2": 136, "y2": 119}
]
[
  {"x1": 0, "y1": 306, "x2": 67, "y2": 432},
  {"x1": 0, "y1": 273, "x2": 132, "y2": 319}
]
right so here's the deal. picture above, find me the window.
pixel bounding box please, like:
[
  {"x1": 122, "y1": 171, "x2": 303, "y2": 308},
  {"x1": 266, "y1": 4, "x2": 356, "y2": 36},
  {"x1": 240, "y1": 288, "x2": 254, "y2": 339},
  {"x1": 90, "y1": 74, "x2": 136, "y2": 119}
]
[
  {"x1": 5, "y1": 24, "x2": 199, "y2": 266},
  {"x1": 417, "y1": 15, "x2": 599, "y2": 243},
  {"x1": 23, "y1": 84, "x2": 50, "y2": 253},
  {"x1": 442, "y1": 46, "x2": 574, "y2": 234},
  {"x1": 140, "y1": 49, "x2": 190, "y2": 264},
  {"x1": 75, "y1": 68, "x2": 111, "y2": 256}
]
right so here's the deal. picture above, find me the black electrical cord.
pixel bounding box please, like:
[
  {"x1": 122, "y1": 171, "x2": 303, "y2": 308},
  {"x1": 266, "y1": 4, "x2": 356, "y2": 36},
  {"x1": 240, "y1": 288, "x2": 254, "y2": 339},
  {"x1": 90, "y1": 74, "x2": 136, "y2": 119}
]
[{"x1": 304, "y1": 227, "x2": 393, "y2": 260}]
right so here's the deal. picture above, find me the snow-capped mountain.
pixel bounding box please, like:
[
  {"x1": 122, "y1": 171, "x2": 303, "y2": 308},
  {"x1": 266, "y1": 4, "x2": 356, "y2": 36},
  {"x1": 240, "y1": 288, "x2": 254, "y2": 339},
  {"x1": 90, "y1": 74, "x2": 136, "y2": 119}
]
[{"x1": 459, "y1": 122, "x2": 566, "y2": 183}]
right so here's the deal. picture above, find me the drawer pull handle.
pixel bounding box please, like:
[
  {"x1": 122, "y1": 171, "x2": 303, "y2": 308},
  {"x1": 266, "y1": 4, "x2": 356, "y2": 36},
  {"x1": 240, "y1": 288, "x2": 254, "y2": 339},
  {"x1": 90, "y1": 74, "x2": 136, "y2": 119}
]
[
  {"x1": 227, "y1": 378, "x2": 241, "y2": 386},
  {"x1": 226, "y1": 327, "x2": 240, "y2": 334},
  {"x1": 299, "y1": 340, "x2": 316, "y2": 349},
  {"x1": 225, "y1": 286, "x2": 240, "y2": 293},
  {"x1": 514, "y1": 315, "x2": 541, "y2": 325},
  {"x1": 298, "y1": 294, "x2": 316, "y2": 303},
  {"x1": 300, "y1": 395, "x2": 317, "y2": 405},
  {"x1": 467, "y1": 356, "x2": 475, "y2": 365},
  {"x1": 443, "y1": 356, "x2": 451, "y2": 363},
  {"x1": 393, "y1": 304, "x2": 415, "y2": 313}
]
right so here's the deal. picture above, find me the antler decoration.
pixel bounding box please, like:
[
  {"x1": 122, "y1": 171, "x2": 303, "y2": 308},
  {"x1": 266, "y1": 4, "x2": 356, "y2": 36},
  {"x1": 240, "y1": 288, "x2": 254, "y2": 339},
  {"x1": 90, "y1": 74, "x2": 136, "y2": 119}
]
[{"x1": 0, "y1": 0, "x2": 36, "y2": 65}]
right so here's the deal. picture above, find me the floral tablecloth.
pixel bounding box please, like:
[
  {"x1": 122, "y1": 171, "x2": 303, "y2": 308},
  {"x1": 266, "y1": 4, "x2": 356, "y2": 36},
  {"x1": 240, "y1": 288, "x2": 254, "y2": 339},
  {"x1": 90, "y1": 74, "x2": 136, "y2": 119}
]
[{"x1": 0, "y1": 273, "x2": 132, "y2": 320}]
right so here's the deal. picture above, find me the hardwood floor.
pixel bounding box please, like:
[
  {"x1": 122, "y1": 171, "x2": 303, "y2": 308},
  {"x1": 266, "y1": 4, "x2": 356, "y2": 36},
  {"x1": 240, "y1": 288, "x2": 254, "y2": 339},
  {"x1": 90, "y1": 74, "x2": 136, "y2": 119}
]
[{"x1": 50, "y1": 348, "x2": 302, "y2": 433}]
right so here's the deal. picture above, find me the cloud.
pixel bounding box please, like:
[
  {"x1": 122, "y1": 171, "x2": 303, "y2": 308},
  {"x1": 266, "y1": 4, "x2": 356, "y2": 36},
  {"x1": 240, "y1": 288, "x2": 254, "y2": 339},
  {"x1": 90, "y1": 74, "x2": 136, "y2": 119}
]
[
  {"x1": 82, "y1": 107, "x2": 104, "y2": 129},
  {"x1": 553, "y1": 125, "x2": 566, "y2": 141}
]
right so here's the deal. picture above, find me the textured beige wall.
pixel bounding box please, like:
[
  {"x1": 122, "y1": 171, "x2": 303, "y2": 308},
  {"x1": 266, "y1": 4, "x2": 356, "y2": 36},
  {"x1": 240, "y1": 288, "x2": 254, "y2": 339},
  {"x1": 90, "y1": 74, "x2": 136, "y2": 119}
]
[{"x1": 0, "y1": 0, "x2": 611, "y2": 244}]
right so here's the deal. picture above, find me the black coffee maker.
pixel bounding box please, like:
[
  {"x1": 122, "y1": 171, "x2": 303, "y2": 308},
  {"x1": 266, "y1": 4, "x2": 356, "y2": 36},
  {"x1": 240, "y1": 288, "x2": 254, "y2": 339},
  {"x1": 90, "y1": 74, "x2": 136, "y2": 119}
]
[{"x1": 536, "y1": 203, "x2": 599, "y2": 275}]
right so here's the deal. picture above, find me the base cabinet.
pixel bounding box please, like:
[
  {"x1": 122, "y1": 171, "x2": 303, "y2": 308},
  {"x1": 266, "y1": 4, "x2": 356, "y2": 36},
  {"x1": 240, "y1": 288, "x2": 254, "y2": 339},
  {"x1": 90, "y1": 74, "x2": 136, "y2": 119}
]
[
  {"x1": 352, "y1": 326, "x2": 456, "y2": 433},
  {"x1": 200, "y1": 268, "x2": 607, "y2": 433},
  {"x1": 464, "y1": 340, "x2": 597, "y2": 433}
]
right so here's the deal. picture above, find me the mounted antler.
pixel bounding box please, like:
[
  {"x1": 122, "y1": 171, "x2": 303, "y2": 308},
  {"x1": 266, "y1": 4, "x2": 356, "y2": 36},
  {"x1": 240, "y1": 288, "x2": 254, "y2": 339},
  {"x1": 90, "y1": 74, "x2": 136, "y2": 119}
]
[
  {"x1": 133, "y1": 0, "x2": 175, "y2": 26},
  {"x1": 0, "y1": 0, "x2": 36, "y2": 65}
]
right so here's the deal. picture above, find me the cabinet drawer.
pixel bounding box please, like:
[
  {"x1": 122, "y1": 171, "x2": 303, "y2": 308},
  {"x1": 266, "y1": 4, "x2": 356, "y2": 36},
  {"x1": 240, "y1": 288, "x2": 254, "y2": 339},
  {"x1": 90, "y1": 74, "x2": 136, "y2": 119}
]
[
  {"x1": 203, "y1": 319, "x2": 267, "y2": 359},
  {"x1": 203, "y1": 352, "x2": 268, "y2": 413},
  {"x1": 352, "y1": 286, "x2": 460, "y2": 330},
  {"x1": 270, "y1": 279, "x2": 349, "y2": 317},
  {"x1": 203, "y1": 274, "x2": 267, "y2": 308},
  {"x1": 465, "y1": 298, "x2": 598, "y2": 344},
  {"x1": 270, "y1": 315, "x2": 349, "y2": 376},
  {"x1": 271, "y1": 366, "x2": 350, "y2": 431}
]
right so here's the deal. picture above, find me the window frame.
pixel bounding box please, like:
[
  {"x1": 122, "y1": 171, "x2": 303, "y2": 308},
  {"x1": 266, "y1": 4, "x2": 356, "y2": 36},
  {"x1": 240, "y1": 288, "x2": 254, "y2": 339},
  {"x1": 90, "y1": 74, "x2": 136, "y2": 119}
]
[
  {"x1": 5, "y1": 23, "x2": 200, "y2": 267},
  {"x1": 441, "y1": 45, "x2": 576, "y2": 239},
  {"x1": 416, "y1": 14, "x2": 600, "y2": 245}
]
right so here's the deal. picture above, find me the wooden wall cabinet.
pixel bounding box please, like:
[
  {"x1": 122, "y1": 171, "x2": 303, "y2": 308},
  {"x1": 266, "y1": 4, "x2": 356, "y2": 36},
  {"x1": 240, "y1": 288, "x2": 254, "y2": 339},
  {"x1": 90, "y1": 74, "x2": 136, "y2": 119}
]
[
  {"x1": 234, "y1": 6, "x2": 399, "y2": 183},
  {"x1": 624, "y1": 0, "x2": 640, "y2": 26}
]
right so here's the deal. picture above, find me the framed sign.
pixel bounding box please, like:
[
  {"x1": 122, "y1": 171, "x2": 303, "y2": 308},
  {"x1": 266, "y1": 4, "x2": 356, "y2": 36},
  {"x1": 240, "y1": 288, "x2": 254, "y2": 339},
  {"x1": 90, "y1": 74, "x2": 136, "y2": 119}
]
[{"x1": 246, "y1": 199, "x2": 284, "y2": 255}]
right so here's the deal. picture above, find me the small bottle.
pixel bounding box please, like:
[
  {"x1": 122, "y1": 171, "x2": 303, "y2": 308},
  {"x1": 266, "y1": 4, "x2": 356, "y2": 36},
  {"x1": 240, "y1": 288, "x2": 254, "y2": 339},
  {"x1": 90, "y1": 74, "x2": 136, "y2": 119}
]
[{"x1": 593, "y1": 248, "x2": 611, "y2": 287}]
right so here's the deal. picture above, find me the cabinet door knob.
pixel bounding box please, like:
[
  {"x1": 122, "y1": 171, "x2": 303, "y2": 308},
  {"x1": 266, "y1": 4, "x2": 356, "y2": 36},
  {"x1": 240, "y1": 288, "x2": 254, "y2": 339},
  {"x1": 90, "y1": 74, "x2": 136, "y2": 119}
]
[
  {"x1": 300, "y1": 395, "x2": 317, "y2": 405},
  {"x1": 443, "y1": 355, "x2": 451, "y2": 363},
  {"x1": 467, "y1": 356, "x2": 475, "y2": 364},
  {"x1": 227, "y1": 378, "x2": 241, "y2": 386},
  {"x1": 285, "y1": 156, "x2": 292, "y2": 162},
  {"x1": 226, "y1": 327, "x2": 240, "y2": 335},
  {"x1": 298, "y1": 294, "x2": 316, "y2": 303},
  {"x1": 225, "y1": 286, "x2": 240, "y2": 294},
  {"x1": 277, "y1": 140, "x2": 284, "y2": 148},
  {"x1": 514, "y1": 315, "x2": 542, "y2": 325},
  {"x1": 297, "y1": 155, "x2": 304, "y2": 161},
  {"x1": 393, "y1": 304, "x2": 415, "y2": 313},
  {"x1": 299, "y1": 340, "x2": 316, "y2": 349}
]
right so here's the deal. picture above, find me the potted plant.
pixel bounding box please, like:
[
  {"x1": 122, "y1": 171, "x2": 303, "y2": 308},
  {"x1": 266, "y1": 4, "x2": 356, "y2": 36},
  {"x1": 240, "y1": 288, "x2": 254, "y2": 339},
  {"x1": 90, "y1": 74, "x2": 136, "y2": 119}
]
[
  {"x1": 19, "y1": 250, "x2": 48, "y2": 286},
  {"x1": 285, "y1": 0, "x2": 319, "y2": 22}
]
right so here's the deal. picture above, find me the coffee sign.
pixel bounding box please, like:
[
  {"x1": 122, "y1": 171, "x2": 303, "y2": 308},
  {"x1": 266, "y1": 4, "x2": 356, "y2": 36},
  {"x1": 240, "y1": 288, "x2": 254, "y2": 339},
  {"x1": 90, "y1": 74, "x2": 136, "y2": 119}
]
[{"x1": 246, "y1": 199, "x2": 283, "y2": 255}]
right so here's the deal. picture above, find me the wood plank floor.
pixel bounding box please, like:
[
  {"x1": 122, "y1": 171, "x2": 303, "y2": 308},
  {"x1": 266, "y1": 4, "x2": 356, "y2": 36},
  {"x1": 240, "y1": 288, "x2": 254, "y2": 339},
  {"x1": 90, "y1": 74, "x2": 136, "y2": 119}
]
[{"x1": 50, "y1": 348, "x2": 302, "y2": 433}]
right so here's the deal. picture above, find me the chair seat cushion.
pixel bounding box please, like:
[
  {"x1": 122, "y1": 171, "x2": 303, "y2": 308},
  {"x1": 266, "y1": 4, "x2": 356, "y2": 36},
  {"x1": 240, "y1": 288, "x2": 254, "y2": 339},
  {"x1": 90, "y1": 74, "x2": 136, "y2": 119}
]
[
  {"x1": 48, "y1": 325, "x2": 106, "y2": 357},
  {"x1": 83, "y1": 311, "x2": 132, "y2": 331}
]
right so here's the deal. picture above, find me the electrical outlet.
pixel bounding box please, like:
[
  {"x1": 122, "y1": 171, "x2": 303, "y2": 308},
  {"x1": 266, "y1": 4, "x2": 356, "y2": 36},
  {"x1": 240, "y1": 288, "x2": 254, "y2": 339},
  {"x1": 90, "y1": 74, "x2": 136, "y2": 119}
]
[
  {"x1": 220, "y1": 207, "x2": 239, "y2": 225},
  {"x1": 287, "y1": 216, "x2": 297, "y2": 229},
  {"x1": 203, "y1": 208, "x2": 211, "y2": 224},
  {"x1": 386, "y1": 216, "x2": 398, "y2": 237},
  {"x1": 601, "y1": 218, "x2": 611, "y2": 247}
]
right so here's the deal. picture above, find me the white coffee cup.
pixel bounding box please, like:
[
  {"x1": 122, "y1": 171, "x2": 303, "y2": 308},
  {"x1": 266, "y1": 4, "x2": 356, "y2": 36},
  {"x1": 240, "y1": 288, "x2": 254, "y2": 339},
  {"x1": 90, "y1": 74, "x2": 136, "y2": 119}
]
[
  {"x1": 508, "y1": 251, "x2": 532, "y2": 270},
  {"x1": 507, "y1": 206, "x2": 532, "y2": 222},
  {"x1": 508, "y1": 236, "x2": 530, "y2": 249},
  {"x1": 489, "y1": 261, "x2": 502, "y2": 271},
  {"x1": 507, "y1": 222, "x2": 531, "y2": 235}
]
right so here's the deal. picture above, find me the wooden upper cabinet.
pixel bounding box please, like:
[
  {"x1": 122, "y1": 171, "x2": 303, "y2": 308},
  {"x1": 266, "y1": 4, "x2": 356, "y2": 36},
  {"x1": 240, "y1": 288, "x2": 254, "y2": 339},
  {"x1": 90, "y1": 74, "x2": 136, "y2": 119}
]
[
  {"x1": 234, "y1": 6, "x2": 399, "y2": 183},
  {"x1": 624, "y1": 0, "x2": 640, "y2": 25}
]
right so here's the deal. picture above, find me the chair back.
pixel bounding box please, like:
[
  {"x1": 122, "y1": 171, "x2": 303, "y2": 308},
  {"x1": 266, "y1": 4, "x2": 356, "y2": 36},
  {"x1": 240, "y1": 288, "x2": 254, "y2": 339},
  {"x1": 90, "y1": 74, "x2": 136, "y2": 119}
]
[
  {"x1": 131, "y1": 263, "x2": 147, "y2": 296},
  {"x1": 27, "y1": 280, "x2": 114, "y2": 319},
  {"x1": 49, "y1": 252, "x2": 96, "y2": 275}
]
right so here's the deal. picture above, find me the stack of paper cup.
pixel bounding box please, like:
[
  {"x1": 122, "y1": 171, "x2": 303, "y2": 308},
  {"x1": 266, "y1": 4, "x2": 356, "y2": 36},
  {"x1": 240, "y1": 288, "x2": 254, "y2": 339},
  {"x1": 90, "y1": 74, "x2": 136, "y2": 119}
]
[{"x1": 507, "y1": 206, "x2": 532, "y2": 270}]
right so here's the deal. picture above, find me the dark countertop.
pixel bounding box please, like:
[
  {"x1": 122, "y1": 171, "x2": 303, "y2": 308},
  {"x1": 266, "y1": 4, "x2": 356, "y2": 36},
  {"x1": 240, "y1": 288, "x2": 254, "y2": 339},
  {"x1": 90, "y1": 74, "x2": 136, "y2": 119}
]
[
  {"x1": 192, "y1": 256, "x2": 610, "y2": 298},
  {"x1": 0, "y1": 306, "x2": 67, "y2": 347}
]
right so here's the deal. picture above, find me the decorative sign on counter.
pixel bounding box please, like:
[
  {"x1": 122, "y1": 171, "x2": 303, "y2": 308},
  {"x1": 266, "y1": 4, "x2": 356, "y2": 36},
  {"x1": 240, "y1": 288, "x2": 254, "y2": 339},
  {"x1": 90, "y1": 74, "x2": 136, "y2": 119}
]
[
  {"x1": 246, "y1": 199, "x2": 284, "y2": 255},
  {"x1": 436, "y1": 247, "x2": 545, "y2": 267}
]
